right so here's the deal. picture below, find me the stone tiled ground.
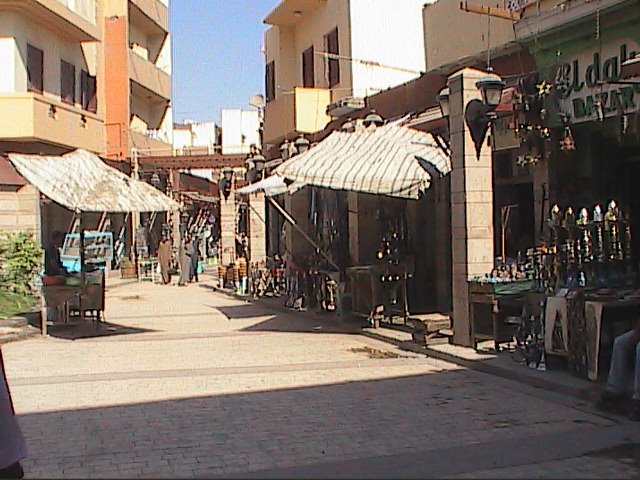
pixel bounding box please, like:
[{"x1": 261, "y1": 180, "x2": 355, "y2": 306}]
[{"x1": 2, "y1": 276, "x2": 638, "y2": 478}]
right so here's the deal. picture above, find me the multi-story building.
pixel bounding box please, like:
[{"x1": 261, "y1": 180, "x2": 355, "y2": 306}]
[
  {"x1": 262, "y1": 0, "x2": 428, "y2": 260},
  {"x1": 221, "y1": 109, "x2": 261, "y2": 155},
  {"x1": 0, "y1": 0, "x2": 173, "y2": 242},
  {"x1": 104, "y1": 0, "x2": 173, "y2": 160},
  {"x1": 262, "y1": 0, "x2": 427, "y2": 148}
]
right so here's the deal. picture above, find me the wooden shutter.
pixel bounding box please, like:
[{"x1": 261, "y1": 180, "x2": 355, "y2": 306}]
[
  {"x1": 27, "y1": 45, "x2": 43, "y2": 93},
  {"x1": 302, "y1": 46, "x2": 314, "y2": 88},
  {"x1": 326, "y1": 28, "x2": 340, "y2": 87},
  {"x1": 265, "y1": 61, "x2": 275, "y2": 103},
  {"x1": 81, "y1": 70, "x2": 97, "y2": 113},
  {"x1": 60, "y1": 60, "x2": 76, "y2": 105}
]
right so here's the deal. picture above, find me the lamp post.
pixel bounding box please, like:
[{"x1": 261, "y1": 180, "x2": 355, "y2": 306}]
[{"x1": 250, "y1": 153, "x2": 266, "y2": 183}]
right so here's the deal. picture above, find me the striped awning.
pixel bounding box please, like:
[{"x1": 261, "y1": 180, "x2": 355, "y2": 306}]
[
  {"x1": 274, "y1": 124, "x2": 450, "y2": 200},
  {"x1": 235, "y1": 174, "x2": 305, "y2": 197},
  {"x1": 8, "y1": 149, "x2": 181, "y2": 213}
]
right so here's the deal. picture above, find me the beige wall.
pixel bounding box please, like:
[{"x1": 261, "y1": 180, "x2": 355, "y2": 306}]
[
  {"x1": 265, "y1": 0, "x2": 352, "y2": 102},
  {"x1": 0, "y1": 185, "x2": 40, "y2": 237},
  {"x1": 423, "y1": 0, "x2": 515, "y2": 72},
  {"x1": 0, "y1": 11, "x2": 104, "y2": 119}
]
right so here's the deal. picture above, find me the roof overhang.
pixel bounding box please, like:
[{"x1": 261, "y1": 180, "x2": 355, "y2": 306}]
[{"x1": 264, "y1": 0, "x2": 326, "y2": 26}]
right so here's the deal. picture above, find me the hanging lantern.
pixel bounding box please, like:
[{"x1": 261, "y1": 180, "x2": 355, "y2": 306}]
[{"x1": 559, "y1": 126, "x2": 576, "y2": 152}]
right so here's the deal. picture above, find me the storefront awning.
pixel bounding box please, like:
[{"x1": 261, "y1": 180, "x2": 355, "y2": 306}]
[
  {"x1": 8, "y1": 149, "x2": 181, "y2": 213},
  {"x1": 273, "y1": 124, "x2": 451, "y2": 200},
  {"x1": 235, "y1": 175, "x2": 305, "y2": 197}
]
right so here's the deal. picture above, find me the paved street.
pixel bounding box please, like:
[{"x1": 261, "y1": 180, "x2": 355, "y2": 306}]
[{"x1": 2, "y1": 275, "x2": 639, "y2": 479}]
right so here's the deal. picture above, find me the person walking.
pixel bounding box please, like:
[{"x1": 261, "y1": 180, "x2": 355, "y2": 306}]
[
  {"x1": 157, "y1": 236, "x2": 172, "y2": 285},
  {"x1": 0, "y1": 348, "x2": 26, "y2": 479},
  {"x1": 190, "y1": 235, "x2": 201, "y2": 283},
  {"x1": 177, "y1": 236, "x2": 192, "y2": 287}
]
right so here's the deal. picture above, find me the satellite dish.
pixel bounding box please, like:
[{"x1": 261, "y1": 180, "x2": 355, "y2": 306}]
[{"x1": 249, "y1": 94, "x2": 265, "y2": 109}]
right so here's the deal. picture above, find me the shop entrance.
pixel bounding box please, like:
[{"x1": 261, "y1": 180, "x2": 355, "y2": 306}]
[{"x1": 494, "y1": 182, "x2": 536, "y2": 260}]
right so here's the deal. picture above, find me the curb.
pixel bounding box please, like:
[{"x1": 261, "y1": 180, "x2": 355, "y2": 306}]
[{"x1": 211, "y1": 285, "x2": 600, "y2": 403}]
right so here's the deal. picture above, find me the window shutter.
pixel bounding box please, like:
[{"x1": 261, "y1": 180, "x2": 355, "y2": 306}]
[
  {"x1": 302, "y1": 46, "x2": 314, "y2": 88},
  {"x1": 265, "y1": 61, "x2": 275, "y2": 103},
  {"x1": 61, "y1": 61, "x2": 76, "y2": 105},
  {"x1": 27, "y1": 45, "x2": 44, "y2": 93}
]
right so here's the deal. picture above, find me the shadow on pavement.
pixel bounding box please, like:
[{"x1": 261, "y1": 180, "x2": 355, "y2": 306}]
[
  {"x1": 45, "y1": 320, "x2": 157, "y2": 340},
  {"x1": 14, "y1": 369, "x2": 631, "y2": 479}
]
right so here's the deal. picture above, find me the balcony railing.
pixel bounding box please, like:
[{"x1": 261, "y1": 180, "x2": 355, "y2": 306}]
[
  {"x1": 129, "y1": 49, "x2": 171, "y2": 100},
  {"x1": 263, "y1": 87, "x2": 331, "y2": 144},
  {"x1": 0, "y1": 93, "x2": 104, "y2": 153}
]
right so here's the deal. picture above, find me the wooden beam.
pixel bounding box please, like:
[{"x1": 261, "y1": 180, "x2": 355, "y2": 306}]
[
  {"x1": 137, "y1": 153, "x2": 246, "y2": 169},
  {"x1": 459, "y1": 1, "x2": 521, "y2": 21}
]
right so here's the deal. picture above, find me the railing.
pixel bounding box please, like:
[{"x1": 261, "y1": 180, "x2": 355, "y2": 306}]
[{"x1": 57, "y1": 0, "x2": 96, "y2": 24}]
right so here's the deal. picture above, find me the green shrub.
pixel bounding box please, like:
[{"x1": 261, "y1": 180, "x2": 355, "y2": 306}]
[{"x1": 0, "y1": 231, "x2": 43, "y2": 295}]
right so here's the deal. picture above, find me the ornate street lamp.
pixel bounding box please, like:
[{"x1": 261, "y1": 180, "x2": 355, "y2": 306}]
[
  {"x1": 341, "y1": 118, "x2": 355, "y2": 133},
  {"x1": 363, "y1": 109, "x2": 384, "y2": 128},
  {"x1": 464, "y1": 73, "x2": 505, "y2": 160},
  {"x1": 219, "y1": 167, "x2": 234, "y2": 200},
  {"x1": 436, "y1": 87, "x2": 450, "y2": 118},
  {"x1": 251, "y1": 153, "x2": 266, "y2": 183},
  {"x1": 280, "y1": 140, "x2": 290, "y2": 160},
  {"x1": 294, "y1": 135, "x2": 310, "y2": 154}
]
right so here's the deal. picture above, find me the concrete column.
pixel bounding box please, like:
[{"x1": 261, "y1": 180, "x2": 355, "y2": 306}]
[
  {"x1": 248, "y1": 192, "x2": 266, "y2": 263},
  {"x1": 448, "y1": 68, "x2": 496, "y2": 347},
  {"x1": 220, "y1": 189, "x2": 236, "y2": 266}
]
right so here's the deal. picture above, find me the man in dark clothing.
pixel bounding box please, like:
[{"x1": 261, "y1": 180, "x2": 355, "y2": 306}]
[{"x1": 44, "y1": 231, "x2": 68, "y2": 276}]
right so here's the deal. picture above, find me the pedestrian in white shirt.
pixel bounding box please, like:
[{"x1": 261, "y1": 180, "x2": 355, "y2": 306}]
[{"x1": 0, "y1": 348, "x2": 26, "y2": 479}]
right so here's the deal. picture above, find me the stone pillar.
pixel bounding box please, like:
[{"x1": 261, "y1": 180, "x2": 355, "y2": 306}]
[
  {"x1": 448, "y1": 68, "x2": 496, "y2": 347},
  {"x1": 220, "y1": 187, "x2": 236, "y2": 266},
  {"x1": 248, "y1": 192, "x2": 266, "y2": 263}
]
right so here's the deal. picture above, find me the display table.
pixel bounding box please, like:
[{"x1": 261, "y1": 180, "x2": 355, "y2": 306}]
[
  {"x1": 468, "y1": 281, "x2": 531, "y2": 351},
  {"x1": 40, "y1": 285, "x2": 82, "y2": 335},
  {"x1": 585, "y1": 297, "x2": 640, "y2": 381},
  {"x1": 346, "y1": 262, "x2": 410, "y2": 325}
]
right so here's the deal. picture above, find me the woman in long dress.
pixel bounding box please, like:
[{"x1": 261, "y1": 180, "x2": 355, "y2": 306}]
[
  {"x1": 157, "y1": 236, "x2": 172, "y2": 285},
  {"x1": 0, "y1": 348, "x2": 26, "y2": 478},
  {"x1": 178, "y1": 236, "x2": 192, "y2": 286}
]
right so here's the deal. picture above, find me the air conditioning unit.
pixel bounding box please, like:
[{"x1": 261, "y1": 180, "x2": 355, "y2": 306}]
[{"x1": 326, "y1": 97, "x2": 365, "y2": 117}]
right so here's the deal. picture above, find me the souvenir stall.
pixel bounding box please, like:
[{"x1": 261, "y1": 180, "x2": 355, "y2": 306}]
[
  {"x1": 468, "y1": 69, "x2": 640, "y2": 381},
  {"x1": 7, "y1": 150, "x2": 180, "y2": 335},
  {"x1": 271, "y1": 123, "x2": 452, "y2": 323}
]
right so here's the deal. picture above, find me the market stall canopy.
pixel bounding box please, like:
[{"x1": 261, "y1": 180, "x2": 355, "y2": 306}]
[
  {"x1": 8, "y1": 149, "x2": 180, "y2": 213},
  {"x1": 273, "y1": 124, "x2": 451, "y2": 200},
  {"x1": 235, "y1": 174, "x2": 305, "y2": 197}
]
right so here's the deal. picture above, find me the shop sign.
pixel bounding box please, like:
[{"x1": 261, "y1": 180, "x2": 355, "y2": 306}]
[{"x1": 553, "y1": 41, "x2": 640, "y2": 123}]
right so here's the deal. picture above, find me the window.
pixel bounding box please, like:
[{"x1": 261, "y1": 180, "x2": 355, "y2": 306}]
[
  {"x1": 265, "y1": 61, "x2": 275, "y2": 103},
  {"x1": 80, "y1": 70, "x2": 97, "y2": 113},
  {"x1": 27, "y1": 45, "x2": 43, "y2": 93},
  {"x1": 324, "y1": 27, "x2": 340, "y2": 87},
  {"x1": 302, "y1": 46, "x2": 314, "y2": 88},
  {"x1": 60, "y1": 60, "x2": 76, "y2": 105}
]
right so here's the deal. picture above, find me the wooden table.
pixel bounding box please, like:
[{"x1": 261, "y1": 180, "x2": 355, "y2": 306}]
[
  {"x1": 40, "y1": 285, "x2": 82, "y2": 336},
  {"x1": 584, "y1": 297, "x2": 640, "y2": 381}
]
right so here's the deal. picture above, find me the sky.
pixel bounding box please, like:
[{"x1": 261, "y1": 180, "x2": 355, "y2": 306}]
[{"x1": 170, "y1": 0, "x2": 275, "y2": 125}]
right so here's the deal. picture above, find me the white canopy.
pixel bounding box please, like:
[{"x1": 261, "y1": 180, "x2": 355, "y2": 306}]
[
  {"x1": 8, "y1": 149, "x2": 181, "y2": 213},
  {"x1": 235, "y1": 174, "x2": 304, "y2": 197},
  {"x1": 274, "y1": 124, "x2": 450, "y2": 200}
]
